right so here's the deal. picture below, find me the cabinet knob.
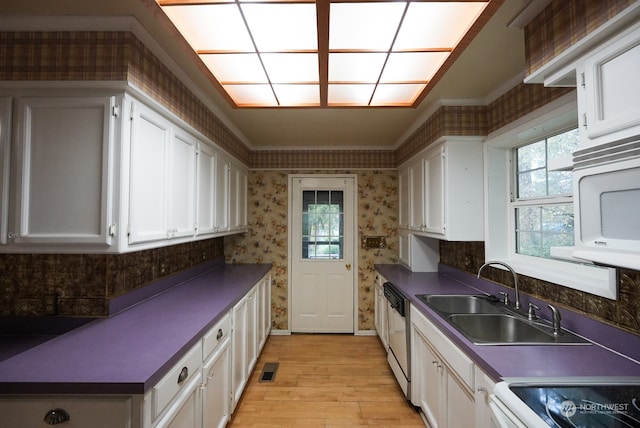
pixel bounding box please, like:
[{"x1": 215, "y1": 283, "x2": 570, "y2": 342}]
[
  {"x1": 216, "y1": 328, "x2": 224, "y2": 340},
  {"x1": 177, "y1": 366, "x2": 189, "y2": 384},
  {"x1": 43, "y1": 408, "x2": 70, "y2": 425}
]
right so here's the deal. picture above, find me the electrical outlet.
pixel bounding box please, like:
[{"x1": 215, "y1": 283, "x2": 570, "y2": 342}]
[{"x1": 44, "y1": 294, "x2": 57, "y2": 316}]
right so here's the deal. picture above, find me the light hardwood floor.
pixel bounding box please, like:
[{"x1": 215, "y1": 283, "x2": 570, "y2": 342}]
[{"x1": 229, "y1": 334, "x2": 425, "y2": 427}]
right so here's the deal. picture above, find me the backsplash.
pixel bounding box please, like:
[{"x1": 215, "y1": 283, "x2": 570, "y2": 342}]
[
  {"x1": 0, "y1": 238, "x2": 223, "y2": 317},
  {"x1": 439, "y1": 240, "x2": 640, "y2": 336}
]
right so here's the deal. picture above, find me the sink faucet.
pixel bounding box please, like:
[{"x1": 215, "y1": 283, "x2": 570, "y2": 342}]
[
  {"x1": 477, "y1": 261, "x2": 521, "y2": 310},
  {"x1": 548, "y1": 304, "x2": 562, "y2": 335}
]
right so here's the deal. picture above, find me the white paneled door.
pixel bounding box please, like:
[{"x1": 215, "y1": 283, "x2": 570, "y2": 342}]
[{"x1": 289, "y1": 175, "x2": 356, "y2": 333}]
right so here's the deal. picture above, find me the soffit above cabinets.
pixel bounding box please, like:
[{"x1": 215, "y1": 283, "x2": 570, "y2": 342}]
[{"x1": 155, "y1": 0, "x2": 496, "y2": 108}]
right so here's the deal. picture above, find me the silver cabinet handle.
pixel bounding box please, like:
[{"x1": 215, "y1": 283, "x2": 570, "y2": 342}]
[{"x1": 177, "y1": 366, "x2": 188, "y2": 384}]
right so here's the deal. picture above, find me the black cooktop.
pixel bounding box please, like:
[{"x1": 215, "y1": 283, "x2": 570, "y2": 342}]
[{"x1": 510, "y1": 383, "x2": 640, "y2": 428}]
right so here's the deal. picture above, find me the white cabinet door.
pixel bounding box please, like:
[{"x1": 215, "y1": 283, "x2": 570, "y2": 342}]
[
  {"x1": 409, "y1": 157, "x2": 425, "y2": 232},
  {"x1": 446, "y1": 372, "x2": 475, "y2": 428},
  {"x1": 424, "y1": 145, "x2": 445, "y2": 235},
  {"x1": 128, "y1": 102, "x2": 170, "y2": 244},
  {"x1": 168, "y1": 128, "x2": 197, "y2": 239},
  {"x1": 413, "y1": 327, "x2": 444, "y2": 428},
  {"x1": 214, "y1": 154, "x2": 229, "y2": 233},
  {"x1": 229, "y1": 162, "x2": 248, "y2": 231},
  {"x1": 202, "y1": 338, "x2": 231, "y2": 428},
  {"x1": 257, "y1": 274, "x2": 272, "y2": 352},
  {"x1": 398, "y1": 166, "x2": 410, "y2": 230},
  {"x1": 11, "y1": 96, "x2": 116, "y2": 246},
  {"x1": 231, "y1": 293, "x2": 248, "y2": 411},
  {"x1": 374, "y1": 274, "x2": 388, "y2": 349},
  {"x1": 581, "y1": 24, "x2": 640, "y2": 147},
  {"x1": 246, "y1": 285, "x2": 258, "y2": 376},
  {"x1": 409, "y1": 138, "x2": 484, "y2": 242},
  {"x1": 0, "y1": 97, "x2": 11, "y2": 245},
  {"x1": 196, "y1": 143, "x2": 217, "y2": 236},
  {"x1": 475, "y1": 368, "x2": 496, "y2": 428}
]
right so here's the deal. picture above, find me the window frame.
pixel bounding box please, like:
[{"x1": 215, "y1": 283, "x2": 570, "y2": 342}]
[{"x1": 484, "y1": 93, "x2": 617, "y2": 300}]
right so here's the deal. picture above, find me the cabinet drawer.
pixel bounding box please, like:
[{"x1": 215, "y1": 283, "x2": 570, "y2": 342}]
[
  {"x1": 152, "y1": 342, "x2": 202, "y2": 420},
  {"x1": 202, "y1": 312, "x2": 231, "y2": 362},
  {"x1": 0, "y1": 396, "x2": 132, "y2": 428},
  {"x1": 410, "y1": 305, "x2": 475, "y2": 390}
]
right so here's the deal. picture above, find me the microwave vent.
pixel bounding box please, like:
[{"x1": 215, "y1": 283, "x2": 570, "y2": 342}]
[{"x1": 573, "y1": 138, "x2": 640, "y2": 170}]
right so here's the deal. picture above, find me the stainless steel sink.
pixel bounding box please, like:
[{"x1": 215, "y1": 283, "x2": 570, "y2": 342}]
[
  {"x1": 447, "y1": 314, "x2": 590, "y2": 345},
  {"x1": 417, "y1": 294, "x2": 504, "y2": 315}
]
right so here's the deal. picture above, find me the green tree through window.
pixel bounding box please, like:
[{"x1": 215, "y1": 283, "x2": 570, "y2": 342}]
[{"x1": 302, "y1": 190, "x2": 344, "y2": 259}]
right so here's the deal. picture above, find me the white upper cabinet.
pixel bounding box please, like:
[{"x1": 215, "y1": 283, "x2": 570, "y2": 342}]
[
  {"x1": 424, "y1": 144, "x2": 445, "y2": 235},
  {"x1": 9, "y1": 95, "x2": 117, "y2": 247},
  {"x1": 579, "y1": 22, "x2": 640, "y2": 149},
  {"x1": 579, "y1": 25, "x2": 640, "y2": 147},
  {"x1": 525, "y1": 8, "x2": 640, "y2": 151},
  {"x1": 0, "y1": 97, "x2": 12, "y2": 245},
  {"x1": 214, "y1": 152, "x2": 230, "y2": 233},
  {"x1": 408, "y1": 156, "x2": 425, "y2": 232},
  {"x1": 229, "y1": 161, "x2": 248, "y2": 232},
  {"x1": 398, "y1": 167, "x2": 410, "y2": 230},
  {"x1": 398, "y1": 137, "x2": 484, "y2": 242},
  {"x1": 168, "y1": 128, "x2": 197, "y2": 240},
  {"x1": 196, "y1": 143, "x2": 217, "y2": 236},
  {"x1": 128, "y1": 101, "x2": 170, "y2": 245},
  {"x1": 0, "y1": 87, "x2": 248, "y2": 253}
]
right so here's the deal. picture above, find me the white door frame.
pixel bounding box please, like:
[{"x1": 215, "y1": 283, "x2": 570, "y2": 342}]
[{"x1": 287, "y1": 174, "x2": 358, "y2": 333}]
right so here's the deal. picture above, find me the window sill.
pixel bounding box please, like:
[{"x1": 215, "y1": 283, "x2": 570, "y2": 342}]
[{"x1": 493, "y1": 253, "x2": 617, "y2": 300}]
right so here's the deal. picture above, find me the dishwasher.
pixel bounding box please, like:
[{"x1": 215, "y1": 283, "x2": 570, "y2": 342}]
[{"x1": 383, "y1": 281, "x2": 411, "y2": 400}]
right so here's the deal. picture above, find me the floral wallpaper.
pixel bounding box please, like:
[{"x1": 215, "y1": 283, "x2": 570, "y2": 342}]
[{"x1": 224, "y1": 170, "x2": 398, "y2": 331}]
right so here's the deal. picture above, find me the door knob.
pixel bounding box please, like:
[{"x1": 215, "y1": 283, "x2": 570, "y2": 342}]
[{"x1": 345, "y1": 263, "x2": 351, "y2": 271}]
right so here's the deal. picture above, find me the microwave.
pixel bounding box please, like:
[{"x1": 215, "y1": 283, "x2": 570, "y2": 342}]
[{"x1": 572, "y1": 141, "x2": 640, "y2": 270}]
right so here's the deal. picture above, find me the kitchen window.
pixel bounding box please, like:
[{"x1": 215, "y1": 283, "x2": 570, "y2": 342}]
[
  {"x1": 484, "y1": 94, "x2": 616, "y2": 299},
  {"x1": 513, "y1": 128, "x2": 579, "y2": 259}
]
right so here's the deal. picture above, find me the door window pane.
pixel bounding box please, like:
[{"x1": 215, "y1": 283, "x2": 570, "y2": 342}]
[{"x1": 302, "y1": 190, "x2": 344, "y2": 259}]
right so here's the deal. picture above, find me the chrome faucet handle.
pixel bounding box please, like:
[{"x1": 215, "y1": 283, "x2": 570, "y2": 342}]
[
  {"x1": 528, "y1": 303, "x2": 539, "y2": 320},
  {"x1": 499, "y1": 291, "x2": 509, "y2": 305},
  {"x1": 548, "y1": 304, "x2": 562, "y2": 335}
]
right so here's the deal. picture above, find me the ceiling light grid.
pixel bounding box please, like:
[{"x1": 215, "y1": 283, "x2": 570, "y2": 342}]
[{"x1": 157, "y1": 0, "x2": 491, "y2": 108}]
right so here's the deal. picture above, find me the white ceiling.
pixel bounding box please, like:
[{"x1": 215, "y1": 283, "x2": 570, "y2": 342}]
[{"x1": 0, "y1": 0, "x2": 530, "y2": 150}]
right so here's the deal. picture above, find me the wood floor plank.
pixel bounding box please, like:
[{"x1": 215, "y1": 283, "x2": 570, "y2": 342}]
[{"x1": 229, "y1": 334, "x2": 424, "y2": 428}]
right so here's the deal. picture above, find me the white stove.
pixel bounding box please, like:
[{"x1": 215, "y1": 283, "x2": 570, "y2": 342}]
[{"x1": 491, "y1": 377, "x2": 640, "y2": 428}]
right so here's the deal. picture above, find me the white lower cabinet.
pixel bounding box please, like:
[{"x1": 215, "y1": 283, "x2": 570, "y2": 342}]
[
  {"x1": 0, "y1": 273, "x2": 271, "y2": 428},
  {"x1": 411, "y1": 304, "x2": 476, "y2": 428},
  {"x1": 202, "y1": 337, "x2": 231, "y2": 428},
  {"x1": 474, "y1": 368, "x2": 497, "y2": 428},
  {"x1": 374, "y1": 273, "x2": 389, "y2": 350},
  {"x1": 0, "y1": 396, "x2": 137, "y2": 428},
  {"x1": 231, "y1": 282, "x2": 260, "y2": 412},
  {"x1": 257, "y1": 274, "x2": 272, "y2": 352}
]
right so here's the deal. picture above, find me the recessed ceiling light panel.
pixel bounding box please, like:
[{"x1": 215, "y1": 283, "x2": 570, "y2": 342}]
[{"x1": 156, "y1": 0, "x2": 493, "y2": 108}]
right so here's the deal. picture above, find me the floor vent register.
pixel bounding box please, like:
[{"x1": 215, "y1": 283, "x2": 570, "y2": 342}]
[{"x1": 259, "y1": 362, "x2": 279, "y2": 383}]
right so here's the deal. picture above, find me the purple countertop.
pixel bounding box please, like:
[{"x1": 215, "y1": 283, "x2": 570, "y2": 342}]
[
  {"x1": 0, "y1": 260, "x2": 271, "y2": 395},
  {"x1": 376, "y1": 263, "x2": 640, "y2": 382}
]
